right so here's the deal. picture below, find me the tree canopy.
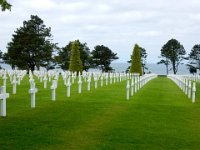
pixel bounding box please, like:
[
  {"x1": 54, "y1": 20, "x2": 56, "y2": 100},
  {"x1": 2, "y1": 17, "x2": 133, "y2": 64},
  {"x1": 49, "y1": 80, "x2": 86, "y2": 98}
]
[
  {"x1": 127, "y1": 46, "x2": 148, "y2": 74},
  {"x1": 0, "y1": 0, "x2": 11, "y2": 11},
  {"x1": 56, "y1": 40, "x2": 92, "y2": 71},
  {"x1": 5, "y1": 15, "x2": 56, "y2": 71},
  {"x1": 159, "y1": 39, "x2": 186, "y2": 74},
  {"x1": 140, "y1": 47, "x2": 148, "y2": 73},
  {"x1": 69, "y1": 40, "x2": 83, "y2": 74},
  {"x1": 130, "y1": 44, "x2": 142, "y2": 75},
  {"x1": 79, "y1": 42, "x2": 92, "y2": 71},
  {"x1": 188, "y1": 65, "x2": 197, "y2": 75},
  {"x1": 188, "y1": 44, "x2": 200, "y2": 70},
  {"x1": 91, "y1": 45, "x2": 118, "y2": 72},
  {"x1": 55, "y1": 43, "x2": 72, "y2": 70}
]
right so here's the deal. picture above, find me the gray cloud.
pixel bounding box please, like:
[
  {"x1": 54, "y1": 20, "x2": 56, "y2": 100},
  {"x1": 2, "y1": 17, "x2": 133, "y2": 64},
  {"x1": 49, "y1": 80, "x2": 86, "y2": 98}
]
[{"x1": 0, "y1": 0, "x2": 200, "y2": 63}]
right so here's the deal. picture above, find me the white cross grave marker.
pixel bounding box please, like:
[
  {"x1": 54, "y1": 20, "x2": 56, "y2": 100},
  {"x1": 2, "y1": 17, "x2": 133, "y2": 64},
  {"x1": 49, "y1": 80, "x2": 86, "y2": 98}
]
[
  {"x1": 126, "y1": 80, "x2": 130, "y2": 100},
  {"x1": 113, "y1": 74, "x2": 116, "y2": 83},
  {"x1": 78, "y1": 75, "x2": 82, "y2": 93},
  {"x1": 87, "y1": 76, "x2": 91, "y2": 91},
  {"x1": 101, "y1": 75, "x2": 104, "y2": 87},
  {"x1": 94, "y1": 75, "x2": 98, "y2": 89},
  {"x1": 51, "y1": 80, "x2": 57, "y2": 101},
  {"x1": 106, "y1": 74, "x2": 108, "y2": 86},
  {"x1": 0, "y1": 86, "x2": 9, "y2": 117},
  {"x1": 63, "y1": 75, "x2": 67, "y2": 86},
  {"x1": 131, "y1": 77, "x2": 135, "y2": 96},
  {"x1": 192, "y1": 82, "x2": 196, "y2": 103},
  {"x1": 3, "y1": 71, "x2": 7, "y2": 87},
  {"x1": 188, "y1": 80, "x2": 191, "y2": 99},
  {"x1": 185, "y1": 79, "x2": 188, "y2": 95},
  {"x1": 135, "y1": 77, "x2": 138, "y2": 93},
  {"x1": 29, "y1": 82, "x2": 38, "y2": 108},
  {"x1": 72, "y1": 73, "x2": 75, "y2": 84},
  {"x1": 66, "y1": 77, "x2": 71, "y2": 97},
  {"x1": 43, "y1": 75, "x2": 48, "y2": 88},
  {"x1": 12, "y1": 75, "x2": 17, "y2": 94}
]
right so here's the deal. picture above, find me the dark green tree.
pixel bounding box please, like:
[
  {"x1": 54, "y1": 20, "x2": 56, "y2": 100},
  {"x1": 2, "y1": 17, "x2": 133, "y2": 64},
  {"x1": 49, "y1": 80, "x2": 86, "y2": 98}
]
[
  {"x1": 69, "y1": 40, "x2": 83, "y2": 74},
  {"x1": 0, "y1": 50, "x2": 3, "y2": 69},
  {"x1": 56, "y1": 40, "x2": 92, "y2": 71},
  {"x1": 140, "y1": 47, "x2": 148, "y2": 73},
  {"x1": 55, "y1": 43, "x2": 71, "y2": 70},
  {"x1": 5, "y1": 15, "x2": 56, "y2": 71},
  {"x1": 127, "y1": 47, "x2": 148, "y2": 74},
  {"x1": 187, "y1": 64, "x2": 197, "y2": 75},
  {"x1": 130, "y1": 44, "x2": 142, "y2": 75},
  {"x1": 159, "y1": 39, "x2": 186, "y2": 74},
  {"x1": 0, "y1": 0, "x2": 11, "y2": 11},
  {"x1": 91, "y1": 45, "x2": 118, "y2": 72},
  {"x1": 0, "y1": 50, "x2": 3, "y2": 61},
  {"x1": 79, "y1": 41, "x2": 93, "y2": 71},
  {"x1": 188, "y1": 44, "x2": 200, "y2": 71}
]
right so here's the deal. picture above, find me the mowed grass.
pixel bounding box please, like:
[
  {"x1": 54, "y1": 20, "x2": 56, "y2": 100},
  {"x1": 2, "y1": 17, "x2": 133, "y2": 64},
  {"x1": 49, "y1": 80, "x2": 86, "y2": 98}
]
[{"x1": 0, "y1": 75, "x2": 200, "y2": 150}]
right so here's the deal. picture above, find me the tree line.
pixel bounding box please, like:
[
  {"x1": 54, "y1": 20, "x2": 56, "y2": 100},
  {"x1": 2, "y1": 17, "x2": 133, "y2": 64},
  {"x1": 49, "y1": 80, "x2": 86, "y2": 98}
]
[
  {"x1": 128, "y1": 39, "x2": 200, "y2": 75},
  {"x1": 157, "y1": 39, "x2": 200, "y2": 74},
  {"x1": 0, "y1": 15, "x2": 119, "y2": 73},
  {"x1": 1, "y1": 8, "x2": 199, "y2": 74}
]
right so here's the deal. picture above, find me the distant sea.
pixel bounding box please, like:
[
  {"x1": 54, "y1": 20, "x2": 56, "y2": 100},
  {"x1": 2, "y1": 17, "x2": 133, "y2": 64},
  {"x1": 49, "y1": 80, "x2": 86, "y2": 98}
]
[
  {"x1": 111, "y1": 63, "x2": 197, "y2": 75},
  {"x1": 0, "y1": 63, "x2": 197, "y2": 75}
]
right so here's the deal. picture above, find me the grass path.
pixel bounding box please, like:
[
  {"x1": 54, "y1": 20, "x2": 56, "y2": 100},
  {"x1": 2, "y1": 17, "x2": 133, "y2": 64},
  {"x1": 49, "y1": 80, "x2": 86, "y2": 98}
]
[{"x1": 0, "y1": 76, "x2": 200, "y2": 150}]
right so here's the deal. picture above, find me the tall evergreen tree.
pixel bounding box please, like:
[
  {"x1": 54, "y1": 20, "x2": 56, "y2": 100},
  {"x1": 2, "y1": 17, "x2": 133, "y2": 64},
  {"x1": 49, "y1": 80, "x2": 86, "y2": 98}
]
[
  {"x1": 5, "y1": 15, "x2": 56, "y2": 71},
  {"x1": 127, "y1": 46, "x2": 147, "y2": 74},
  {"x1": 130, "y1": 44, "x2": 142, "y2": 75},
  {"x1": 56, "y1": 40, "x2": 92, "y2": 71},
  {"x1": 69, "y1": 40, "x2": 83, "y2": 74}
]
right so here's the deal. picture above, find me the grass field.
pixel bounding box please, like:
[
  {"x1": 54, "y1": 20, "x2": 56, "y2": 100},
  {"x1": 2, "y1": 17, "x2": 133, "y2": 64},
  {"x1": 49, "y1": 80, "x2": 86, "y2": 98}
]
[{"x1": 0, "y1": 75, "x2": 200, "y2": 150}]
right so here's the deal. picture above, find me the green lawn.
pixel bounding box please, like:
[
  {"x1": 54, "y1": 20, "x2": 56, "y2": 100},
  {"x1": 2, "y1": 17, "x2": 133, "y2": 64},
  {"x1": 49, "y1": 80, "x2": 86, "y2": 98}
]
[{"x1": 0, "y1": 76, "x2": 200, "y2": 150}]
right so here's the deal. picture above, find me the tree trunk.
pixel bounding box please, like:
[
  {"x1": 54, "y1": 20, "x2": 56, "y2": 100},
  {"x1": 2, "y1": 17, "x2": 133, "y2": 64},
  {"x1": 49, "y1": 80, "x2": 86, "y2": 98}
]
[
  {"x1": 30, "y1": 64, "x2": 35, "y2": 73},
  {"x1": 101, "y1": 65, "x2": 104, "y2": 73},
  {"x1": 172, "y1": 62, "x2": 176, "y2": 74},
  {"x1": 142, "y1": 65, "x2": 145, "y2": 75},
  {"x1": 166, "y1": 64, "x2": 169, "y2": 75}
]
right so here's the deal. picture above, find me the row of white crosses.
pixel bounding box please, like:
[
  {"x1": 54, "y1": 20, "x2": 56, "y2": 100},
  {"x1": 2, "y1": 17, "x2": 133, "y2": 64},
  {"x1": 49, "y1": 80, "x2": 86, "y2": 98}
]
[
  {"x1": 126, "y1": 73, "x2": 158, "y2": 100},
  {"x1": 0, "y1": 69, "x2": 27, "y2": 117},
  {"x1": 4, "y1": 70, "x2": 27, "y2": 95},
  {"x1": 183, "y1": 74, "x2": 200, "y2": 83},
  {"x1": 59, "y1": 71, "x2": 128, "y2": 98},
  {"x1": 31, "y1": 70, "x2": 129, "y2": 104},
  {"x1": 10, "y1": 70, "x2": 27, "y2": 94},
  {"x1": 0, "y1": 69, "x2": 60, "y2": 116},
  {"x1": 34, "y1": 70, "x2": 65, "y2": 101},
  {"x1": 167, "y1": 74, "x2": 196, "y2": 103},
  {"x1": 34, "y1": 70, "x2": 77, "y2": 100},
  {"x1": 31, "y1": 70, "x2": 59, "y2": 104}
]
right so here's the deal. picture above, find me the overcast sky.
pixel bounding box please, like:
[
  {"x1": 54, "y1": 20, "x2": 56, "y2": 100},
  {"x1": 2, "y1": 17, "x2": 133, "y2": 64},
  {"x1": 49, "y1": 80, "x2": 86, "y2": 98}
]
[{"x1": 0, "y1": 0, "x2": 200, "y2": 63}]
